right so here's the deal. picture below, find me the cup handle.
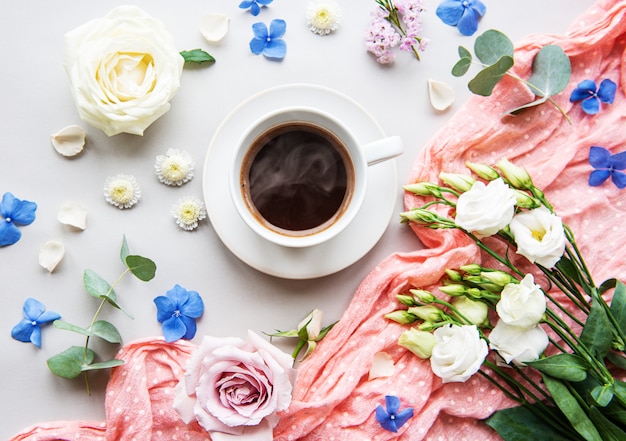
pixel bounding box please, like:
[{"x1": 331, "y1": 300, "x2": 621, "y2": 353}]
[{"x1": 361, "y1": 136, "x2": 404, "y2": 166}]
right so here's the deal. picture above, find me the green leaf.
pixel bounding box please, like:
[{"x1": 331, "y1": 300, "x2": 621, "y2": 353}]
[
  {"x1": 612, "y1": 380, "x2": 626, "y2": 409},
  {"x1": 91, "y1": 320, "x2": 122, "y2": 344},
  {"x1": 47, "y1": 346, "x2": 95, "y2": 379},
  {"x1": 610, "y1": 281, "x2": 626, "y2": 337},
  {"x1": 590, "y1": 384, "x2": 614, "y2": 407},
  {"x1": 84, "y1": 269, "x2": 115, "y2": 300},
  {"x1": 588, "y1": 406, "x2": 626, "y2": 441},
  {"x1": 267, "y1": 329, "x2": 299, "y2": 338},
  {"x1": 316, "y1": 321, "x2": 337, "y2": 341},
  {"x1": 542, "y1": 374, "x2": 603, "y2": 441},
  {"x1": 53, "y1": 320, "x2": 92, "y2": 337},
  {"x1": 458, "y1": 45, "x2": 472, "y2": 60},
  {"x1": 120, "y1": 235, "x2": 130, "y2": 265},
  {"x1": 526, "y1": 45, "x2": 571, "y2": 97},
  {"x1": 474, "y1": 29, "x2": 514, "y2": 65},
  {"x1": 103, "y1": 295, "x2": 135, "y2": 320},
  {"x1": 581, "y1": 299, "x2": 613, "y2": 358},
  {"x1": 452, "y1": 46, "x2": 472, "y2": 77},
  {"x1": 607, "y1": 352, "x2": 626, "y2": 370},
  {"x1": 180, "y1": 49, "x2": 215, "y2": 64},
  {"x1": 527, "y1": 353, "x2": 589, "y2": 382},
  {"x1": 125, "y1": 255, "x2": 156, "y2": 282},
  {"x1": 80, "y1": 359, "x2": 125, "y2": 372},
  {"x1": 485, "y1": 404, "x2": 574, "y2": 441},
  {"x1": 468, "y1": 56, "x2": 514, "y2": 96}
]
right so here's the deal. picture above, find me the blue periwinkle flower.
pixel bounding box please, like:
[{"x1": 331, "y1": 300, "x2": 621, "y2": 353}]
[
  {"x1": 250, "y1": 19, "x2": 287, "y2": 59},
  {"x1": 154, "y1": 284, "x2": 204, "y2": 342},
  {"x1": 11, "y1": 298, "x2": 61, "y2": 348},
  {"x1": 0, "y1": 192, "x2": 37, "y2": 247},
  {"x1": 239, "y1": 0, "x2": 273, "y2": 16},
  {"x1": 588, "y1": 146, "x2": 626, "y2": 189},
  {"x1": 570, "y1": 79, "x2": 616, "y2": 115},
  {"x1": 436, "y1": 0, "x2": 486, "y2": 36},
  {"x1": 375, "y1": 395, "x2": 414, "y2": 432}
]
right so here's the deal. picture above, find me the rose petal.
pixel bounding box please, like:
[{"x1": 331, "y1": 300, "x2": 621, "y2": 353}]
[
  {"x1": 50, "y1": 125, "x2": 86, "y2": 157},
  {"x1": 38, "y1": 240, "x2": 65, "y2": 273},
  {"x1": 368, "y1": 351, "x2": 396, "y2": 380},
  {"x1": 200, "y1": 13, "x2": 229, "y2": 43},
  {"x1": 428, "y1": 78, "x2": 455, "y2": 111},
  {"x1": 57, "y1": 201, "x2": 87, "y2": 230}
]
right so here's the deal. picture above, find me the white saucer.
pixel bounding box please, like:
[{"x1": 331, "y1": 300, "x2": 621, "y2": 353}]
[{"x1": 202, "y1": 83, "x2": 398, "y2": 279}]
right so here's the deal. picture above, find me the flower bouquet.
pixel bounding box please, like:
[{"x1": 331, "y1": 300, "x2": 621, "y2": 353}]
[{"x1": 389, "y1": 158, "x2": 626, "y2": 440}]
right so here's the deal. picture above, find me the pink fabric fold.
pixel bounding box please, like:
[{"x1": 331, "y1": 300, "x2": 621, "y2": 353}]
[{"x1": 10, "y1": 0, "x2": 626, "y2": 440}]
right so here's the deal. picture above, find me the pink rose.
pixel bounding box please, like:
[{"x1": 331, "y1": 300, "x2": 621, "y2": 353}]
[{"x1": 173, "y1": 330, "x2": 296, "y2": 440}]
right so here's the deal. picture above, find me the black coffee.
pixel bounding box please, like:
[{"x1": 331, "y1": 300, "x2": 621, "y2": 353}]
[{"x1": 241, "y1": 122, "x2": 353, "y2": 234}]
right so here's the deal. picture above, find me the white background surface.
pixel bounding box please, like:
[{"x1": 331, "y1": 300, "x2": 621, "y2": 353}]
[{"x1": 0, "y1": 1, "x2": 592, "y2": 438}]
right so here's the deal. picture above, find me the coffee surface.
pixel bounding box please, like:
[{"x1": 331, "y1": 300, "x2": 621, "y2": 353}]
[{"x1": 245, "y1": 123, "x2": 351, "y2": 232}]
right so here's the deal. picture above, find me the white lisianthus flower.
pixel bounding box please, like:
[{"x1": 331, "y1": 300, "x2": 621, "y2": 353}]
[
  {"x1": 496, "y1": 274, "x2": 546, "y2": 329},
  {"x1": 510, "y1": 206, "x2": 566, "y2": 268},
  {"x1": 454, "y1": 178, "x2": 517, "y2": 238},
  {"x1": 453, "y1": 296, "x2": 490, "y2": 327},
  {"x1": 489, "y1": 320, "x2": 549, "y2": 366},
  {"x1": 430, "y1": 324, "x2": 488, "y2": 383},
  {"x1": 398, "y1": 328, "x2": 436, "y2": 359},
  {"x1": 64, "y1": 6, "x2": 184, "y2": 136}
]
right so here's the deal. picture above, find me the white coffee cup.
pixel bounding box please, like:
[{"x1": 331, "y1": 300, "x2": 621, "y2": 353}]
[{"x1": 229, "y1": 107, "x2": 403, "y2": 248}]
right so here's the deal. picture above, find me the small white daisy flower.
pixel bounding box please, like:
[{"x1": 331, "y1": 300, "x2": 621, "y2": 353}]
[
  {"x1": 155, "y1": 148, "x2": 195, "y2": 186},
  {"x1": 306, "y1": 0, "x2": 342, "y2": 35},
  {"x1": 104, "y1": 174, "x2": 141, "y2": 209},
  {"x1": 171, "y1": 196, "x2": 207, "y2": 231}
]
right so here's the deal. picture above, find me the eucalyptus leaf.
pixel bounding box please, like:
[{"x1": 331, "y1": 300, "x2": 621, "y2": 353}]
[
  {"x1": 267, "y1": 330, "x2": 299, "y2": 338},
  {"x1": 474, "y1": 29, "x2": 514, "y2": 65},
  {"x1": 468, "y1": 55, "x2": 514, "y2": 96},
  {"x1": 103, "y1": 295, "x2": 135, "y2": 320},
  {"x1": 507, "y1": 95, "x2": 550, "y2": 115},
  {"x1": 542, "y1": 374, "x2": 603, "y2": 441},
  {"x1": 120, "y1": 234, "x2": 130, "y2": 265},
  {"x1": 53, "y1": 320, "x2": 92, "y2": 337},
  {"x1": 458, "y1": 45, "x2": 472, "y2": 60},
  {"x1": 588, "y1": 406, "x2": 626, "y2": 441},
  {"x1": 47, "y1": 346, "x2": 95, "y2": 379},
  {"x1": 526, "y1": 45, "x2": 571, "y2": 97},
  {"x1": 91, "y1": 320, "x2": 122, "y2": 344},
  {"x1": 180, "y1": 49, "x2": 216, "y2": 64},
  {"x1": 580, "y1": 299, "x2": 613, "y2": 359},
  {"x1": 126, "y1": 255, "x2": 156, "y2": 281},
  {"x1": 80, "y1": 359, "x2": 125, "y2": 372},
  {"x1": 527, "y1": 353, "x2": 589, "y2": 382},
  {"x1": 590, "y1": 384, "x2": 614, "y2": 407},
  {"x1": 452, "y1": 57, "x2": 472, "y2": 77},
  {"x1": 485, "y1": 404, "x2": 574, "y2": 441},
  {"x1": 84, "y1": 269, "x2": 116, "y2": 300}
]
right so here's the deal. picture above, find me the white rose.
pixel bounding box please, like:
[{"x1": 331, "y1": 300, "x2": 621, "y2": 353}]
[
  {"x1": 510, "y1": 206, "x2": 566, "y2": 268},
  {"x1": 454, "y1": 178, "x2": 517, "y2": 238},
  {"x1": 64, "y1": 6, "x2": 184, "y2": 136},
  {"x1": 496, "y1": 274, "x2": 546, "y2": 329},
  {"x1": 489, "y1": 320, "x2": 549, "y2": 366},
  {"x1": 430, "y1": 324, "x2": 488, "y2": 383}
]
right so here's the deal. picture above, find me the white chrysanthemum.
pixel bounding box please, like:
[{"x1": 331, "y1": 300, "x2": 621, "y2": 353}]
[
  {"x1": 104, "y1": 174, "x2": 141, "y2": 209},
  {"x1": 306, "y1": 0, "x2": 341, "y2": 35},
  {"x1": 171, "y1": 196, "x2": 207, "y2": 231},
  {"x1": 155, "y1": 148, "x2": 195, "y2": 186}
]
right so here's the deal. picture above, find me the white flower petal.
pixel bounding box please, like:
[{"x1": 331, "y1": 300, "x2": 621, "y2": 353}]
[
  {"x1": 200, "y1": 13, "x2": 229, "y2": 43},
  {"x1": 368, "y1": 351, "x2": 395, "y2": 380},
  {"x1": 57, "y1": 201, "x2": 87, "y2": 230},
  {"x1": 428, "y1": 79, "x2": 455, "y2": 111},
  {"x1": 50, "y1": 125, "x2": 86, "y2": 157},
  {"x1": 39, "y1": 241, "x2": 65, "y2": 273}
]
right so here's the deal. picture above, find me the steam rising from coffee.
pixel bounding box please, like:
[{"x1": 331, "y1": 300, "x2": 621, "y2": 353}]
[{"x1": 244, "y1": 123, "x2": 351, "y2": 232}]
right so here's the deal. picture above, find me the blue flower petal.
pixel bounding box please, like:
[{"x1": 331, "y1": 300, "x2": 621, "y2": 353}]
[
  {"x1": 611, "y1": 151, "x2": 626, "y2": 170},
  {"x1": 375, "y1": 405, "x2": 398, "y2": 432},
  {"x1": 612, "y1": 171, "x2": 626, "y2": 189},
  {"x1": 394, "y1": 407, "x2": 415, "y2": 428},
  {"x1": 269, "y1": 19, "x2": 287, "y2": 39},
  {"x1": 581, "y1": 96, "x2": 600, "y2": 115},
  {"x1": 589, "y1": 169, "x2": 611, "y2": 186},
  {"x1": 436, "y1": 1, "x2": 464, "y2": 26},
  {"x1": 180, "y1": 315, "x2": 198, "y2": 340},
  {"x1": 168, "y1": 284, "x2": 189, "y2": 307},
  {"x1": 457, "y1": 7, "x2": 480, "y2": 36},
  {"x1": 263, "y1": 39, "x2": 287, "y2": 59},
  {"x1": 0, "y1": 220, "x2": 22, "y2": 246},
  {"x1": 470, "y1": 0, "x2": 487, "y2": 16},
  {"x1": 162, "y1": 316, "x2": 187, "y2": 342},
  {"x1": 589, "y1": 146, "x2": 611, "y2": 168},
  {"x1": 258, "y1": 0, "x2": 273, "y2": 5},
  {"x1": 37, "y1": 310, "x2": 62, "y2": 324},
  {"x1": 569, "y1": 87, "x2": 593, "y2": 102},
  {"x1": 24, "y1": 298, "x2": 46, "y2": 320},
  {"x1": 249, "y1": 3, "x2": 261, "y2": 16},
  {"x1": 250, "y1": 37, "x2": 266, "y2": 55},
  {"x1": 0, "y1": 192, "x2": 17, "y2": 218},
  {"x1": 574, "y1": 79, "x2": 597, "y2": 94},
  {"x1": 30, "y1": 326, "x2": 42, "y2": 348},
  {"x1": 385, "y1": 395, "x2": 401, "y2": 414},
  {"x1": 180, "y1": 291, "x2": 204, "y2": 318},
  {"x1": 154, "y1": 296, "x2": 176, "y2": 323},
  {"x1": 11, "y1": 319, "x2": 35, "y2": 343},
  {"x1": 597, "y1": 79, "x2": 617, "y2": 104},
  {"x1": 252, "y1": 22, "x2": 268, "y2": 39},
  {"x1": 11, "y1": 199, "x2": 37, "y2": 226}
]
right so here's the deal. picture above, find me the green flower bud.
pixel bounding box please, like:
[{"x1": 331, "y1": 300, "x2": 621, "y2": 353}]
[
  {"x1": 384, "y1": 310, "x2": 418, "y2": 324},
  {"x1": 480, "y1": 271, "x2": 518, "y2": 288},
  {"x1": 466, "y1": 287, "x2": 484, "y2": 299},
  {"x1": 459, "y1": 264, "x2": 482, "y2": 275},
  {"x1": 409, "y1": 289, "x2": 435, "y2": 304},
  {"x1": 452, "y1": 296, "x2": 490, "y2": 327},
  {"x1": 417, "y1": 321, "x2": 439, "y2": 332},
  {"x1": 445, "y1": 269, "x2": 463, "y2": 282},
  {"x1": 408, "y1": 305, "x2": 444, "y2": 322},
  {"x1": 466, "y1": 162, "x2": 500, "y2": 181},
  {"x1": 398, "y1": 328, "x2": 436, "y2": 359},
  {"x1": 403, "y1": 182, "x2": 442, "y2": 198},
  {"x1": 514, "y1": 189, "x2": 541, "y2": 209},
  {"x1": 396, "y1": 294, "x2": 417, "y2": 307},
  {"x1": 496, "y1": 158, "x2": 533, "y2": 190},
  {"x1": 439, "y1": 284, "x2": 467, "y2": 296},
  {"x1": 438, "y1": 172, "x2": 476, "y2": 193}
]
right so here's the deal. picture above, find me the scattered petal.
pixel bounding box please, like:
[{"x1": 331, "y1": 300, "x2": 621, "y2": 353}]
[
  {"x1": 104, "y1": 174, "x2": 141, "y2": 209},
  {"x1": 375, "y1": 395, "x2": 414, "y2": 432},
  {"x1": 50, "y1": 125, "x2": 86, "y2": 157},
  {"x1": 153, "y1": 284, "x2": 204, "y2": 342},
  {"x1": 11, "y1": 298, "x2": 61, "y2": 348},
  {"x1": 428, "y1": 78, "x2": 455, "y2": 111},
  {"x1": 250, "y1": 19, "x2": 287, "y2": 59},
  {"x1": 155, "y1": 149, "x2": 195, "y2": 186},
  {"x1": 436, "y1": 0, "x2": 486, "y2": 36},
  {"x1": 570, "y1": 78, "x2": 616, "y2": 115},
  {"x1": 306, "y1": 0, "x2": 342, "y2": 35},
  {"x1": 239, "y1": 0, "x2": 273, "y2": 16},
  {"x1": 171, "y1": 196, "x2": 207, "y2": 231},
  {"x1": 39, "y1": 240, "x2": 65, "y2": 273},
  {"x1": 0, "y1": 192, "x2": 37, "y2": 247},
  {"x1": 200, "y1": 13, "x2": 229, "y2": 43},
  {"x1": 57, "y1": 201, "x2": 87, "y2": 230},
  {"x1": 588, "y1": 146, "x2": 626, "y2": 189},
  {"x1": 369, "y1": 351, "x2": 396, "y2": 380}
]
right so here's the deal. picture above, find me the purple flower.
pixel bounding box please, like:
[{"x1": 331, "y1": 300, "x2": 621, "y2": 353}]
[
  {"x1": 11, "y1": 298, "x2": 61, "y2": 348},
  {"x1": 436, "y1": 0, "x2": 486, "y2": 36},
  {"x1": 154, "y1": 284, "x2": 204, "y2": 342},
  {"x1": 588, "y1": 146, "x2": 626, "y2": 189},
  {"x1": 250, "y1": 19, "x2": 287, "y2": 59},
  {"x1": 570, "y1": 79, "x2": 617, "y2": 115},
  {"x1": 0, "y1": 192, "x2": 37, "y2": 247},
  {"x1": 239, "y1": 0, "x2": 272, "y2": 16},
  {"x1": 375, "y1": 395, "x2": 414, "y2": 432}
]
